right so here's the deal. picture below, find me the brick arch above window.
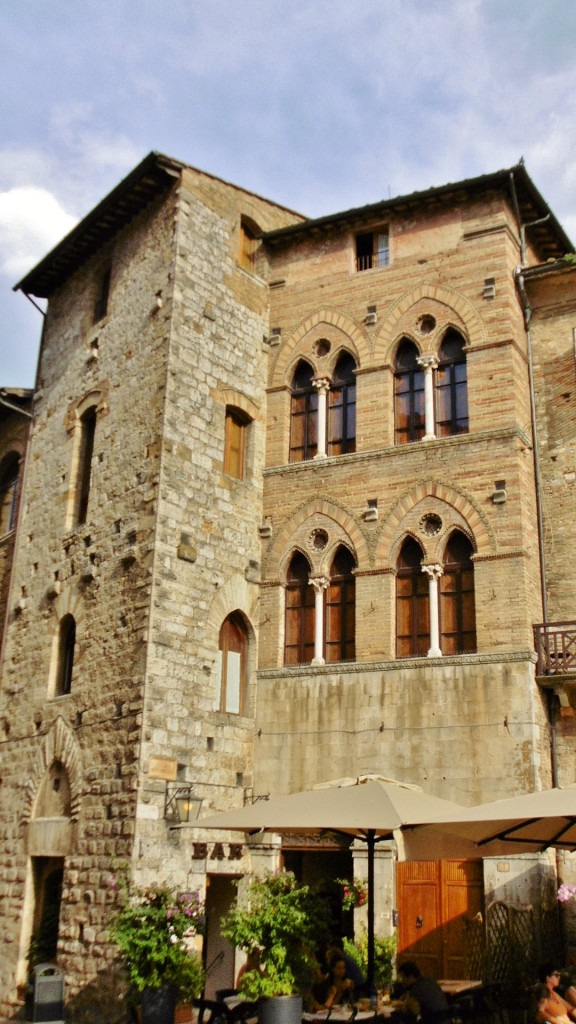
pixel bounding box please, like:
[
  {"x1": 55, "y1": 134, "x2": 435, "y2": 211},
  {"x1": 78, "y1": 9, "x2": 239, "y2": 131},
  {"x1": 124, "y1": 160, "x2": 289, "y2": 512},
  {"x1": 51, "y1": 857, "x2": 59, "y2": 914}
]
[
  {"x1": 213, "y1": 387, "x2": 261, "y2": 422},
  {"x1": 263, "y1": 498, "x2": 370, "y2": 579},
  {"x1": 376, "y1": 285, "x2": 487, "y2": 365},
  {"x1": 269, "y1": 308, "x2": 368, "y2": 389},
  {"x1": 375, "y1": 479, "x2": 494, "y2": 567},
  {"x1": 205, "y1": 573, "x2": 258, "y2": 642}
]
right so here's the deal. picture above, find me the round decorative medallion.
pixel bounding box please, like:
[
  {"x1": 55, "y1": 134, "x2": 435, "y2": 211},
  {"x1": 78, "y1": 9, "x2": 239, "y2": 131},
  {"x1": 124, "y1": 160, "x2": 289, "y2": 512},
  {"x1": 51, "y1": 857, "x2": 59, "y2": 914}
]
[
  {"x1": 417, "y1": 314, "x2": 436, "y2": 335},
  {"x1": 310, "y1": 528, "x2": 329, "y2": 549},
  {"x1": 419, "y1": 513, "x2": 442, "y2": 536},
  {"x1": 315, "y1": 338, "x2": 331, "y2": 357}
]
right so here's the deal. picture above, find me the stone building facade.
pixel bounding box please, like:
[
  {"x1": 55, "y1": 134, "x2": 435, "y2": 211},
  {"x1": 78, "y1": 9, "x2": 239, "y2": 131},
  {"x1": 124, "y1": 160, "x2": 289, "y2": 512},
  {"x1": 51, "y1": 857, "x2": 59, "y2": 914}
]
[{"x1": 0, "y1": 152, "x2": 575, "y2": 1015}]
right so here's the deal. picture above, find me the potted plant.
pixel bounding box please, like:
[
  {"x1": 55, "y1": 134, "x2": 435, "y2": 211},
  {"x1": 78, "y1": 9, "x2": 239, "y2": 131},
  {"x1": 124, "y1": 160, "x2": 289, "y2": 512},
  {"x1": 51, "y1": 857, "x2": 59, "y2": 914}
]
[
  {"x1": 221, "y1": 871, "x2": 329, "y2": 1024},
  {"x1": 108, "y1": 874, "x2": 205, "y2": 1024}
]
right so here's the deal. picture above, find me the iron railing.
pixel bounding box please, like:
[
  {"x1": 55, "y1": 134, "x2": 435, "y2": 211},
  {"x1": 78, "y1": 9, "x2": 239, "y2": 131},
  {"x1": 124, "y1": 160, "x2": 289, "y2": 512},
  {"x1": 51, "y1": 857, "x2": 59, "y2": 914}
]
[{"x1": 534, "y1": 620, "x2": 576, "y2": 675}]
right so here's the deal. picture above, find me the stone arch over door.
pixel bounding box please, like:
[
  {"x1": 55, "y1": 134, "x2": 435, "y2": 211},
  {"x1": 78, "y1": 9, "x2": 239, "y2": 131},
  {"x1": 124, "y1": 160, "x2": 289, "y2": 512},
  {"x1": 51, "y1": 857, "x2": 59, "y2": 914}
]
[
  {"x1": 24, "y1": 717, "x2": 82, "y2": 824},
  {"x1": 17, "y1": 718, "x2": 82, "y2": 985},
  {"x1": 269, "y1": 309, "x2": 370, "y2": 388}
]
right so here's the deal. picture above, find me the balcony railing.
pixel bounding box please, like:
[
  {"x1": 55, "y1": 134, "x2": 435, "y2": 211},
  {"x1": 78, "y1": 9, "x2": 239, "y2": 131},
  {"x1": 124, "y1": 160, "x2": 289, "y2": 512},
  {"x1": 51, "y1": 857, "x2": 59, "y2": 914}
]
[{"x1": 534, "y1": 621, "x2": 576, "y2": 675}]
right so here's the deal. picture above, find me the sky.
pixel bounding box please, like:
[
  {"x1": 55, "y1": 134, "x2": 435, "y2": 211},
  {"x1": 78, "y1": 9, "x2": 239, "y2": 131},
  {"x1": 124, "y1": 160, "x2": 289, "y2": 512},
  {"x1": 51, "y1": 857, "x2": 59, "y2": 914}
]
[{"x1": 1, "y1": 0, "x2": 576, "y2": 388}]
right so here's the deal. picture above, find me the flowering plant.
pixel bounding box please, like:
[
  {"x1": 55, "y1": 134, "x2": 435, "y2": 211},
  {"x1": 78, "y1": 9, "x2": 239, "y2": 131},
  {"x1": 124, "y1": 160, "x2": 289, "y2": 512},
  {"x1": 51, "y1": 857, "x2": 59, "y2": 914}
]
[
  {"x1": 108, "y1": 875, "x2": 205, "y2": 997},
  {"x1": 558, "y1": 884, "x2": 576, "y2": 903},
  {"x1": 336, "y1": 877, "x2": 368, "y2": 911}
]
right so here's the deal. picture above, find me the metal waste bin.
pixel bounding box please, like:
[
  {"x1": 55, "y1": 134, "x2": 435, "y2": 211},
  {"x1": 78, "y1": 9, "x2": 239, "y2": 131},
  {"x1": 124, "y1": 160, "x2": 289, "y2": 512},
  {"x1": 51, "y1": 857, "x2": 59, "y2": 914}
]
[{"x1": 26, "y1": 963, "x2": 65, "y2": 1024}]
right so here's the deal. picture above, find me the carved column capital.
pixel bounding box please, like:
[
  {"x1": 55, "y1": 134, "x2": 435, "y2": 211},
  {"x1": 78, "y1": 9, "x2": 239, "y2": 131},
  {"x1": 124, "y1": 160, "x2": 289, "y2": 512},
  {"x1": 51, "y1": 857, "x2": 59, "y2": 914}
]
[
  {"x1": 417, "y1": 355, "x2": 438, "y2": 372},
  {"x1": 309, "y1": 576, "x2": 330, "y2": 595},
  {"x1": 421, "y1": 563, "x2": 444, "y2": 581}
]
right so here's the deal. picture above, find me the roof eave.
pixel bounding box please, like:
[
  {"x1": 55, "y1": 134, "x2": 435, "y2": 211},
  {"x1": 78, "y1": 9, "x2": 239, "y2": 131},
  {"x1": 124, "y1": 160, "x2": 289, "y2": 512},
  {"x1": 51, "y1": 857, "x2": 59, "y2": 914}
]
[{"x1": 14, "y1": 151, "x2": 184, "y2": 299}]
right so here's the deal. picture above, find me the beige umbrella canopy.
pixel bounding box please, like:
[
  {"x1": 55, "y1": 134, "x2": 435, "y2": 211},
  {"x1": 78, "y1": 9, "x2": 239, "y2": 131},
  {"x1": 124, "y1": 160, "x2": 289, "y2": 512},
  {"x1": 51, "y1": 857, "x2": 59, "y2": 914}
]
[
  {"x1": 197, "y1": 775, "x2": 466, "y2": 992},
  {"x1": 401, "y1": 782, "x2": 576, "y2": 859}
]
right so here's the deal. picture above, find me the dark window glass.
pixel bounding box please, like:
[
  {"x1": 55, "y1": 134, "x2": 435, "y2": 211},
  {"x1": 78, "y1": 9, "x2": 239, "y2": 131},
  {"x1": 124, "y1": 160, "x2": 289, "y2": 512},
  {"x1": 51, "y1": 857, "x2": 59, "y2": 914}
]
[
  {"x1": 56, "y1": 615, "x2": 76, "y2": 696},
  {"x1": 76, "y1": 407, "x2": 96, "y2": 525},
  {"x1": 436, "y1": 329, "x2": 468, "y2": 437},
  {"x1": 394, "y1": 340, "x2": 425, "y2": 444},
  {"x1": 328, "y1": 353, "x2": 357, "y2": 456}
]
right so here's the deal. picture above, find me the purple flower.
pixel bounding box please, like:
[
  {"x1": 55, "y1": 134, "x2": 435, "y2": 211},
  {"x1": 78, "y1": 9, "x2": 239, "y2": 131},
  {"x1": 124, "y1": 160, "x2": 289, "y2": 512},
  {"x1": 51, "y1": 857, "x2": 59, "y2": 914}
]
[{"x1": 558, "y1": 884, "x2": 576, "y2": 903}]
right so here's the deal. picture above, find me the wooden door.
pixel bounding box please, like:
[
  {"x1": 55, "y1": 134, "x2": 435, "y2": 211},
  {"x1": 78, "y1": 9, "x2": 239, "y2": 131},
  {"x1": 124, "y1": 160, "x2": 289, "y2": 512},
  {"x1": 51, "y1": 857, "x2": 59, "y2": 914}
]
[{"x1": 397, "y1": 860, "x2": 483, "y2": 979}]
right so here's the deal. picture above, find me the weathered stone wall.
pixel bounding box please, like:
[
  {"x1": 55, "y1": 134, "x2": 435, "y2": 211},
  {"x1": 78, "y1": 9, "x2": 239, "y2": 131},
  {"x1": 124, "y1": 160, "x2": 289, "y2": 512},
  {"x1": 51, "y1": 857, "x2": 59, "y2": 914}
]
[{"x1": 253, "y1": 658, "x2": 551, "y2": 801}]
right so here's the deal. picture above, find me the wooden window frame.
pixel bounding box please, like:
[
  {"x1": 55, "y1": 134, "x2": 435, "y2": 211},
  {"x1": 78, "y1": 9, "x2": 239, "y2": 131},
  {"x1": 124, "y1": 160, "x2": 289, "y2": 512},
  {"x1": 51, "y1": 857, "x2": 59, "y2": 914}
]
[
  {"x1": 435, "y1": 330, "x2": 469, "y2": 438},
  {"x1": 224, "y1": 407, "x2": 250, "y2": 480},
  {"x1": 440, "y1": 531, "x2": 476, "y2": 654},
  {"x1": 396, "y1": 538, "x2": 429, "y2": 658},
  {"x1": 328, "y1": 354, "x2": 357, "y2": 456},
  {"x1": 216, "y1": 613, "x2": 247, "y2": 714},
  {"x1": 394, "y1": 340, "x2": 425, "y2": 445},
  {"x1": 284, "y1": 552, "x2": 315, "y2": 665},
  {"x1": 289, "y1": 362, "x2": 318, "y2": 463},
  {"x1": 325, "y1": 546, "x2": 356, "y2": 663}
]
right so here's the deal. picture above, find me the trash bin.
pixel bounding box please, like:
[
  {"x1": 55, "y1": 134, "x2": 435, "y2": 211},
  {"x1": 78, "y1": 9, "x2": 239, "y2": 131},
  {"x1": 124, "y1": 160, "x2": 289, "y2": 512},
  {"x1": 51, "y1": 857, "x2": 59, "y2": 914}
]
[{"x1": 25, "y1": 963, "x2": 65, "y2": 1024}]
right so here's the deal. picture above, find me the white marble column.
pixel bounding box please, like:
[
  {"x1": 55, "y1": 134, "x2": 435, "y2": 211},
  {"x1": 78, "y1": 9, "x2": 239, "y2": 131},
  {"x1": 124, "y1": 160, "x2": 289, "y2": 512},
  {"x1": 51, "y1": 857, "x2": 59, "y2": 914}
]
[
  {"x1": 309, "y1": 576, "x2": 329, "y2": 664},
  {"x1": 422, "y1": 563, "x2": 443, "y2": 657},
  {"x1": 312, "y1": 378, "x2": 330, "y2": 458},
  {"x1": 417, "y1": 355, "x2": 438, "y2": 440}
]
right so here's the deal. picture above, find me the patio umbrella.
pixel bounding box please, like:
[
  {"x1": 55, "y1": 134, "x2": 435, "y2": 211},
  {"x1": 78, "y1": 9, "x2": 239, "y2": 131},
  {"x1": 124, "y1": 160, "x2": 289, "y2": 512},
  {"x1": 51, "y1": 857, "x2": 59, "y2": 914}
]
[
  {"x1": 400, "y1": 782, "x2": 576, "y2": 858},
  {"x1": 196, "y1": 775, "x2": 466, "y2": 993}
]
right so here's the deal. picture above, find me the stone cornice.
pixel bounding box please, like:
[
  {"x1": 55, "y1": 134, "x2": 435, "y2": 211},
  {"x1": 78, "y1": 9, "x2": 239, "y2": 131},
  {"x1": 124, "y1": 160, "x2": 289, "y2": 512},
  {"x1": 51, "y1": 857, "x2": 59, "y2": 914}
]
[{"x1": 257, "y1": 649, "x2": 537, "y2": 679}]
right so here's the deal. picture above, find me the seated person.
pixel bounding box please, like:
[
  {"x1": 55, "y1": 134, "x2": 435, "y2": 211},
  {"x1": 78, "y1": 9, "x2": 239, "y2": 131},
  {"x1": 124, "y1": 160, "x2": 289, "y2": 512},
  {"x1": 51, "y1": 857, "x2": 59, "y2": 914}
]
[
  {"x1": 536, "y1": 965, "x2": 576, "y2": 1024},
  {"x1": 558, "y1": 973, "x2": 576, "y2": 1010},
  {"x1": 326, "y1": 946, "x2": 365, "y2": 994},
  {"x1": 321, "y1": 956, "x2": 356, "y2": 1010},
  {"x1": 392, "y1": 961, "x2": 450, "y2": 1024}
]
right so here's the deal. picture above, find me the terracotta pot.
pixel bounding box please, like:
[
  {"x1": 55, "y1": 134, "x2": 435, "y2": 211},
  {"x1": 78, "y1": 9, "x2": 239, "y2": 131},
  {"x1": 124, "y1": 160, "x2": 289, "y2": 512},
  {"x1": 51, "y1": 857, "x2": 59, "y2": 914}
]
[{"x1": 175, "y1": 1004, "x2": 194, "y2": 1024}]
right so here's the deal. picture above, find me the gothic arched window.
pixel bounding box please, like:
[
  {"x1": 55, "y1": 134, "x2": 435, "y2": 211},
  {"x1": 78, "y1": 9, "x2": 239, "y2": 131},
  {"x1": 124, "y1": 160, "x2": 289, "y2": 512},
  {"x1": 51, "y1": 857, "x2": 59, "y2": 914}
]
[
  {"x1": 328, "y1": 353, "x2": 357, "y2": 456},
  {"x1": 394, "y1": 340, "x2": 425, "y2": 445},
  {"x1": 436, "y1": 329, "x2": 468, "y2": 437},
  {"x1": 289, "y1": 361, "x2": 318, "y2": 462},
  {"x1": 396, "y1": 537, "x2": 429, "y2": 658},
  {"x1": 440, "y1": 531, "x2": 476, "y2": 654},
  {"x1": 284, "y1": 552, "x2": 314, "y2": 664},
  {"x1": 216, "y1": 612, "x2": 248, "y2": 713},
  {"x1": 325, "y1": 545, "x2": 356, "y2": 663}
]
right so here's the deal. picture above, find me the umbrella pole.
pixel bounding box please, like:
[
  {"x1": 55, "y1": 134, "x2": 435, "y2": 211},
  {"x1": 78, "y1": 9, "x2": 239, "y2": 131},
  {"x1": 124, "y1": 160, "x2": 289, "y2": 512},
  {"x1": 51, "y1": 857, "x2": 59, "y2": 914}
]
[{"x1": 367, "y1": 830, "x2": 375, "y2": 998}]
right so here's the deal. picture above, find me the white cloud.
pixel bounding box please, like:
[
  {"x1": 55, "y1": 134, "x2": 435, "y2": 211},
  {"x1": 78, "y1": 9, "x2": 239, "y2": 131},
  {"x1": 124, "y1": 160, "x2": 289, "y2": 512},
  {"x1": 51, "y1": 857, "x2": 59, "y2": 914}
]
[{"x1": 0, "y1": 186, "x2": 77, "y2": 278}]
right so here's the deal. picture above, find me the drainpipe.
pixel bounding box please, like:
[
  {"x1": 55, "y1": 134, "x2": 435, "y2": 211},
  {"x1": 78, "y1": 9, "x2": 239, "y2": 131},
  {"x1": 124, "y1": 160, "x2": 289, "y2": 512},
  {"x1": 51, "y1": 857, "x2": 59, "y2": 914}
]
[{"x1": 513, "y1": 204, "x2": 558, "y2": 787}]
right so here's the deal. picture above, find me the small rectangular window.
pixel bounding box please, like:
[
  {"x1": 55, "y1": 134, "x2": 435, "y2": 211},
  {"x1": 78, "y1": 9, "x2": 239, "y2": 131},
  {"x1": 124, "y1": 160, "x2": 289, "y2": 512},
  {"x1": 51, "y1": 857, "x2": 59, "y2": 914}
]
[
  {"x1": 224, "y1": 408, "x2": 249, "y2": 479},
  {"x1": 93, "y1": 267, "x2": 111, "y2": 323},
  {"x1": 239, "y1": 223, "x2": 256, "y2": 273},
  {"x1": 355, "y1": 229, "x2": 389, "y2": 272}
]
